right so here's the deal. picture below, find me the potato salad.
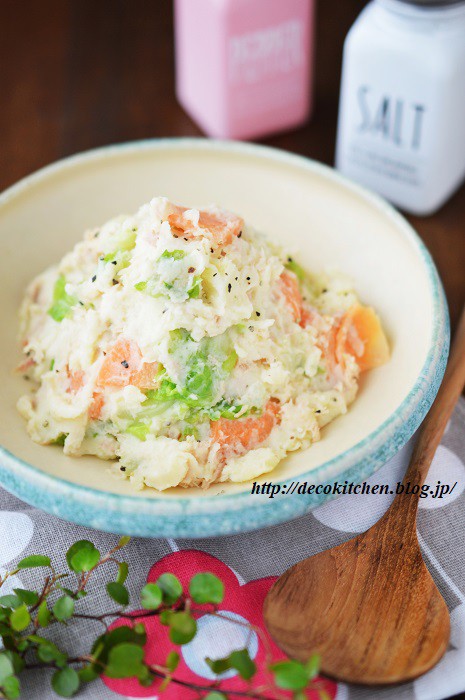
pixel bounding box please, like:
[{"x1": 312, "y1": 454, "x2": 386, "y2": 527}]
[{"x1": 17, "y1": 197, "x2": 389, "y2": 490}]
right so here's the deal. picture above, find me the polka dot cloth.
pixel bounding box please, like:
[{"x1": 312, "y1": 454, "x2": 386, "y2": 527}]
[{"x1": 0, "y1": 400, "x2": 464, "y2": 699}]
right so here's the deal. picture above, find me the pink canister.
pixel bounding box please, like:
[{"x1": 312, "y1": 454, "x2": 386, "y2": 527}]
[{"x1": 174, "y1": 0, "x2": 315, "y2": 140}]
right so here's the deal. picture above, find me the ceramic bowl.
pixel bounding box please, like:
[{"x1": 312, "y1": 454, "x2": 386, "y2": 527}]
[{"x1": 0, "y1": 139, "x2": 449, "y2": 537}]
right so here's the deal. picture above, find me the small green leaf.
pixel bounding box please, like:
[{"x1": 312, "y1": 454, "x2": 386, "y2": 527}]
[
  {"x1": 159, "y1": 610, "x2": 174, "y2": 626},
  {"x1": 140, "y1": 583, "x2": 162, "y2": 610},
  {"x1": 106, "y1": 582, "x2": 129, "y2": 606},
  {"x1": 37, "y1": 600, "x2": 51, "y2": 627},
  {"x1": 134, "y1": 281, "x2": 147, "y2": 291},
  {"x1": 4, "y1": 651, "x2": 24, "y2": 676},
  {"x1": 0, "y1": 654, "x2": 14, "y2": 682},
  {"x1": 9, "y1": 605, "x2": 30, "y2": 632},
  {"x1": 78, "y1": 664, "x2": 99, "y2": 682},
  {"x1": 0, "y1": 595, "x2": 21, "y2": 610},
  {"x1": 118, "y1": 535, "x2": 131, "y2": 548},
  {"x1": 116, "y1": 561, "x2": 129, "y2": 585},
  {"x1": 205, "y1": 657, "x2": 231, "y2": 675},
  {"x1": 271, "y1": 660, "x2": 310, "y2": 691},
  {"x1": 16, "y1": 555, "x2": 51, "y2": 570},
  {"x1": 66, "y1": 540, "x2": 100, "y2": 572},
  {"x1": 105, "y1": 643, "x2": 145, "y2": 678},
  {"x1": 53, "y1": 596, "x2": 75, "y2": 622},
  {"x1": 91, "y1": 625, "x2": 146, "y2": 666},
  {"x1": 37, "y1": 641, "x2": 67, "y2": 666},
  {"x1": 168, "y1": 612, "x2": 197, "y2": 645},
  {"x1": 229, "y1": 649, "x2": 256, "y2": 680},
  {"x1": 165, "y1": 651, "x2": 179, "y2": 672},
  {"x1": 189, "y1": 572, "x2": 224, "y2": 604},
  {"x1": 136, "y1": 664, "x2": 153, "y2": 687},
  {"x1": 156, "y1": 573, "x2": 182, "y2": 605},
  {"x1": 51, "y1": 667, "x2": 80, "y2": 697},
  {"x1": 2, "y1": 674, "x2": 20, "y2": 699},
  {"x1": 13, "y1": 589, "x2": 39, "y2": 606},
  {"x1": 305, "y1": 653, "x2": 320, "y2": 679},
  {"x1": 133, "y1": 622, "x2": 146, "y2": 637}
]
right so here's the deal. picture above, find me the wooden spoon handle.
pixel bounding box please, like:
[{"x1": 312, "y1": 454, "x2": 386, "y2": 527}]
[{"x1": 403, "y1": 305, "x2": 465, "y2": 491}]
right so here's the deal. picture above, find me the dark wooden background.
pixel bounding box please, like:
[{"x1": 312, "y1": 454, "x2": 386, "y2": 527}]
[{"x1": 2, "y1": 0, "x2": 464, "y2": 327}]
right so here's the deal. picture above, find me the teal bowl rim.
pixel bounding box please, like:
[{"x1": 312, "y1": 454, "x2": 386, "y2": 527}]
[{"x1": 0, "y1": 138, "x2": 450, "y2": 538}]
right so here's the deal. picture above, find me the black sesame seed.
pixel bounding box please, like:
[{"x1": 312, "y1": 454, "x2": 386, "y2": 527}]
[
  {"x1": 173, "y1": 234, "x2": 178, "y2": 238},
  {"x1": 316, "y1": 409, "x2": 321, "y2": 413},
  {"x1": 112, "y1": 279, "x2": 118, "y2": 285},
  {"x1": 188, "y1": 267, "x2": 195, "y2": 273},
  {"x1": 162, "y1": 309, "x2": 167, "y2": 314},
  {"x1": 121, "y1": 360, "x2": 129, "y2": 368},
  {"x1": 213, "y1": 273, "x2": 217, "y2": 277},
  {"x1": 249, "y1": 326, "x2": 254, "y2": 332},
  {"x1": 210, "y1": 248, "x2": 214, "y2": 254},
  {"x1": 322, "y1": 288, "x2": 328, "y2": 293},
  {"x1": 91, "y1": 275, "x2": 96, "y2": 282},
  {"x1": 111, "y1": 260, "x2": 117, "y2": 265},
  {"x1": 121, "y1": 467, "x2": 126, "y2": 472},
  {"x1": 288, "y1": 257, "x2": 293, "y2": 262},
  {"x1": 256, "y1": 311, "x2": 261, "y2": 317},
  {"x1": 79, "y1": 301, "x2": 84, "y2": 306},
  {"x1": 228, "y1": 283, "x2": 232, "y2": 293},
  {"x1": 246, "y1": 276, "x2": 250, "y2": 281},
  {"x1": 235, "y1": 276, "x2": 238, "y2": 281},
  {"x1": 238, "y1": 231, "x2": 242, "y2": 238},
  {"x1": 184, "y1": 237, "x2": 188, "y2": 242}
]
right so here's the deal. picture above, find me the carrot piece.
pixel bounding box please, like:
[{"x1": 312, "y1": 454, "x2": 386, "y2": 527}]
[
  {"x1": 167, "y1": 204, "x2": 243, "y2": 247},
  {"x1": 16, "y1": 357, "x2": 36, "y2": 374},
  {"x1": 337, "y1": 304, "x2": 389, "y2": 372},
  {"x1": 96, "y1": 338, "x2": 158, "y2": 390},
  {"x1": 96, "y1": 338, "x2": 141, "y2": 388},
  {"x1": 88, "y1": 338, "x2": 158, "y2": 420},
  {"x1": 277, "y1": 271, "x2": 303, "y2": 324},
  {"x1": 88, "y1": 392, "x2": 105, "y2": 420},
  {"x1": 211, "y1": 399, "x2": 281, "y2": 452},
  {"x1": 67, "y1": 369, "x2": 85, "y2": 393}
]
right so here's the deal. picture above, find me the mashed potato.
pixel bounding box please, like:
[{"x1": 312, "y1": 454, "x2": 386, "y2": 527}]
[{"x1": 17, "y1": 197, "x2": 389, "y2": 490}]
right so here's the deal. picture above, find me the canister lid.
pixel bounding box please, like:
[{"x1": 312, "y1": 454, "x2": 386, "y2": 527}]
[{"x1": 396, "y1": 0, "x2": 465, "y2": 6}]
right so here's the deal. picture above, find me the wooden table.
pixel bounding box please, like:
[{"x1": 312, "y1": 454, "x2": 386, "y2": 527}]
[{"x1": 2, "y1": 0, "x2": 464, "y2": 328}]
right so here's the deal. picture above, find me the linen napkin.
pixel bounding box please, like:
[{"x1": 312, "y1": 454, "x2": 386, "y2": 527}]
[{"x1": 1, "y1": 400, "x2": 464, "y2": 700}]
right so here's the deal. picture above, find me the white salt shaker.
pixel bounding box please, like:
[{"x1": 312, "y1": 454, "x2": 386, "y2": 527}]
[{"x1": 335, "y1": 0, "x2": 465, "y2": 215}]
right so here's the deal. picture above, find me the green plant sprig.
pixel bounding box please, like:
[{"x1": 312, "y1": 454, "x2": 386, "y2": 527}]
[{"x1": 0, "y1": 538, "x2": 327, "y2": 700}]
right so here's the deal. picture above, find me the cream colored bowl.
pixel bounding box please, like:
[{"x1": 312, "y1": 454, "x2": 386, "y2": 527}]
[{"x1": 0, "y1": 140, "x2": 449, "y2": 537}]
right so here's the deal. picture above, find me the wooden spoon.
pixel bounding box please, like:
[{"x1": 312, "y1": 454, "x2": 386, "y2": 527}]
[{"x1": 264, "y1": 306, "x2": 465, "y2": 685}]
